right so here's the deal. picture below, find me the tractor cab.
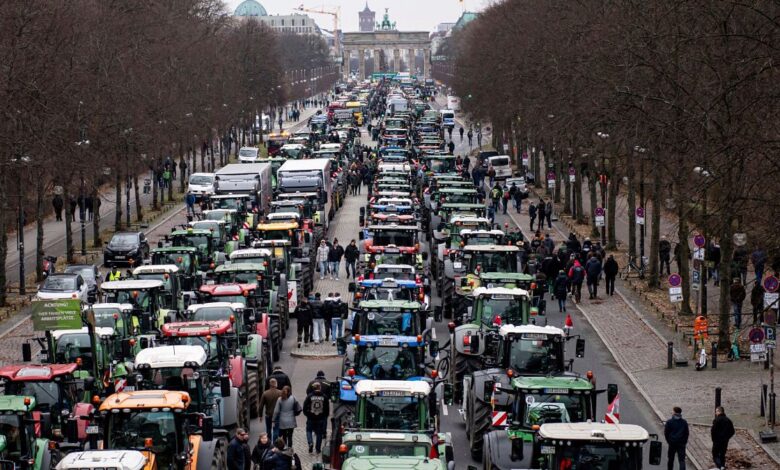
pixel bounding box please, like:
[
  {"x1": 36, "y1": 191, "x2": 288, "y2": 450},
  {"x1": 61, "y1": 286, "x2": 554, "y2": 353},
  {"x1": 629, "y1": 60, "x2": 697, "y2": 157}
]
[
  {"x1": 319, "y1": 432, "x2": 451, "y2": 470},
  {"x1": 164, "y1": 228, "x2": 219, "y2": 270},
  {"x1": 101, "y1": 280, "x2": 172, "y2": 331},
  {"x1": 0, "y1": 395, "x2": 58, "y2": 470},
  {"x1": 132, "y1": 265, "x2": 184, "y2": 313},
  {"x1": 348, "y1": 279, "x2": 427, "y2": 309},
  {"x1": 149, "y1": 247, "x2": 201, "y2": 291},
  {"x1": 340, "y1": 335, "x2": 431, "y2": 390},
  {"x1": 346, "y1": 300, "x2": 428, "y2": 339}
]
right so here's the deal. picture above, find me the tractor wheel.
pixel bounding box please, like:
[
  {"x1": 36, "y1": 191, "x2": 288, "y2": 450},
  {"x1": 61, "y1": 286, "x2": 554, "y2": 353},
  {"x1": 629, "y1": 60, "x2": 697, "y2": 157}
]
[
  {"x1": 247, "y1": 369, "x2": 260, "y2": 419},
  {"x1": 300, "y1": 264, "x2": 311, "y2": 296},
  {"x1": 468, "y1": 394, "x2": 492, "y2": 460},
  {"x1": 453, "y1": 350, "x2": 481, "y2": 405},
  {"x1": 270, "y1": 318, "x2": 282, "y2": 362},
  {"x1": 332, "y1": 401, "x2": 355, "y2": 432},
  {"x1": 211, "y1": 438, "x2": 227, "y2": 470},
  {"x1": 238, "y1": 390, "x2": 249, "y2": 431},
  {"x1": 278, "y1": 274, "x2": 289, "y2": 331},
  {"x1": 313, "y1": 226, "x2": 324, "y2": 247}
]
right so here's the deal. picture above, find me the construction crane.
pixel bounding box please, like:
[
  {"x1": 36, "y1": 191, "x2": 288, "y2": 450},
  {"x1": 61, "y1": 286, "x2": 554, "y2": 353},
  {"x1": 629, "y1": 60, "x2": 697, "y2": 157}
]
[{"x1": 295, "y1": 4, "x2": 340, "y2": 53}]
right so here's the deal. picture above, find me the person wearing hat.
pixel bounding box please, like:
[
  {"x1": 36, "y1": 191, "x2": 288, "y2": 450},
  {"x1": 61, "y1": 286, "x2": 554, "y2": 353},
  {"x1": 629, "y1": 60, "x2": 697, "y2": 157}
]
[{"x1": 105, "y1": 264, "x2": 121, "y2": 282}]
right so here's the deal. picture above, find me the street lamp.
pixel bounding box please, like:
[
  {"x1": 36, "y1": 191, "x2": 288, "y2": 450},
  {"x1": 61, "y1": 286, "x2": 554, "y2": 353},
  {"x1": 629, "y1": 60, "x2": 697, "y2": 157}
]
[
  {"x1": 634, "y1": 145, "x2": 648, "y2": 266},
  {"x1": 597, "y1": 132, "x2": 610, "y2": 246},
  {"x1": 693, "y1": 166, "x2": 714, "y2": 317}
]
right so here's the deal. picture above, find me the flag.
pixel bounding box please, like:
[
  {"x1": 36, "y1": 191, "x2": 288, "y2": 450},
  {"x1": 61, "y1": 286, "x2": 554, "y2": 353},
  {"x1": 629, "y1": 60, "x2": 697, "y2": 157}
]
[{"x1": 605, "y1": 393, "x2": 620, "y2": 423}]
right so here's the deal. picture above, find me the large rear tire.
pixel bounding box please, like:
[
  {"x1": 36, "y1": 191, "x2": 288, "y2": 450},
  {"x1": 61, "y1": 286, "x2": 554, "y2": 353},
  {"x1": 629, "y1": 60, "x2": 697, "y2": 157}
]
[
  {"x1": 270, "y1": 318, "x2": 281, "y2": 362},
  {"x1": 248, "y1": 369, "x2": 260, "y2": 419},
  {"x1": 468, "y1": 393, "x2": 492, "y2": 460},
  {"x1": 452, "y1": 350, "x2": 481, "y2": 404},
  {"x1": 238, "y1": 390, "x2": 249, "y2": 431}
]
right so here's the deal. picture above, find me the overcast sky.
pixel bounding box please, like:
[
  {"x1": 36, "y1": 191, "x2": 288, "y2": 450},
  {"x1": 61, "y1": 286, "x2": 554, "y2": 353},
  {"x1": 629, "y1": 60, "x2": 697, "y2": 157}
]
[{"x1": 226, "y1": 0, "x2": 492, "y2": 32}]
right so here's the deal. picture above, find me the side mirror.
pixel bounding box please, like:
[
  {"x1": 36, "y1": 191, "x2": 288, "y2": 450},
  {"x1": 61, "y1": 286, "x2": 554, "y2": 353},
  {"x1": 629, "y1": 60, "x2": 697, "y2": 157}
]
[
  {"x1": 434, "y1": 306, "x2": 442, "y2": 322},
  {"x1": 469, "y1": 334, "x2": 480, "y2": 352},
  {"x1": 348, "y1": 282, "x2": 356, "y2": 293},
  {"x1": 510, "y1": 437, "x2": 524, "y2": 461},
  {"x1": 575, "y1": 338, "x2": 585, "y2": 358},
  {"x1": 428, "y1": 340, "x2": 439, "y2": 358},
  {"x1": 321, "y1": 442, "x2": 331, "y2": 461},
  {"x1": 244, "y1": 308, "x2": 256, "y2": 326},
  {"x1": 330, "y1": 382, "x2": 340, "y2": 402},
  {"x1": 139, "y1": 337, "x2": 150, "y2": 349},
  {"x1": 442, "y1": 383, "x2": 454, "y2": 406},
  {"x1": 607, "y1": 383, "x2": 619, "y2": 406},
  {"x1": 220, "y1": 376, "x2": 231, "y2": 398},
  {"x1": 649, "y1": 440, "x2": 662, "y2": 465},
  {"x1": 22, "y1": 343, "x2": 31, "y2": 362},
  {"x1": 139, "y1": 313, "x2": 152, "y2": 332},
  {"x1": 359, "y1": 216, "x2": 365, "y2": 226},
  {"x1": 336, "y1": 338, "x2": 347, "y2": 356},
  {"x1": 87, "y1": 293, "x2": 97, "y2": 304},
  {"x1": 121, "y1": 339, "x2": 132, "y2": 358},
  {"x1": 201, "y1": 415, "x2": 214, "y2": 442}
]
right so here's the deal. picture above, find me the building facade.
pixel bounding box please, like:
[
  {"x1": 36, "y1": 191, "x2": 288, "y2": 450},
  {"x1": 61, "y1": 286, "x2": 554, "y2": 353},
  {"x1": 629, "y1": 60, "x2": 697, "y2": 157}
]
[
  {"x1": 234, "y1": 0, "x2": 317, "y2": 35},
  {"x1": 359, "y1": 3, "x2": 375, "y2": 32}
]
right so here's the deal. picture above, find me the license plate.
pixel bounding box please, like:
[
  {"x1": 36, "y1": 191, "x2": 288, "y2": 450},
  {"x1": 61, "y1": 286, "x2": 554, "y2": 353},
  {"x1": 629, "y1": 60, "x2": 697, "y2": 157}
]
[
  {"x1": 86, "y1": 425, "x2": 99, "y2": 435},
  {"x1": 115, "y1": 256, "x2": 125, "y2": 259},
  {"x1": 453, "y1": 262, "x2": 462, "y2": 269},
  {"x1": 378, "y1": 337, "x2": 396, "y2": 346}
]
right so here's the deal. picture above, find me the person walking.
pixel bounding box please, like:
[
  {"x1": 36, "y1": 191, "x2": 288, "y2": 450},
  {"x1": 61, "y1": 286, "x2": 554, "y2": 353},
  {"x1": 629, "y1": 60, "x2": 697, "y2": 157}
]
[
  {"x1": 251, "y1": 433, "x2": 272, "y2": 470},
  {"x1": 535, "y1": 199, "x2": 546, "y2": 232},
  {"x1": 331, "y1": 293, "x2": 345, "y2": 343},
  {"x1": 659, "y1": 236, "x2": 672, "y2": 275},
  {"x1": 322, "y1": 293, "x2": 335, "y2": 343},
  {"x1": 263, "y1": 438, "x2": 294, "y2": 470},
  {"x1": 487, "y1": 165, "x2": 496, "y2": 187},
  {"x1": 711, "y1": 406, "x2": 735, "y2": 470},
  {"x1": 227, "y1": 429, "x2": 249, "y2": 470},
  {"x1": 729, "y1": 278, "x2": 746, "y2": 329},
  {"x1": 467, "y1": 129, "x2": 473, "y2": 148},
  {"x1": 185, "y1": 192, "x2": 196, "y2": 218},
  {"x1": 303, "y1": 382, "x2": 330, "y2": 454},
  {"x1": 603, "y1": 255, "x2": 619, "y2": 296},
  {"x1": 69, "y1": 196, "x2": 77, "y2": 222},
  {"x1": 267, "y1": 366, "x2": 292, "y2": 390},
  {"x1": 344, "y1": 240, "x2": 359, "y2": 279},
  {"x1": 272, "y1": 386, "x2": 301, "y2": 448},
  {"x1": 553, "y1": 270, "x2": 569, "y2": 313},
  {"x1": 528, "y1": 202, "x2": 537, "y2": 230},
  {"x1": 259, "y1": 379, "x2": 282, "y2": 439},
  {"x1": 586, "y1": 254, "x2": 603, "y2": 299},
  {"x1": 568, "y1": 259, "x2": 585, "y2": 303},
  {"x1": 52, "y1": 195, "x2": 64, "y2": 221},
  {"x1": 752, "y1": 247, "x2": 767, "y2": 283},
  {"x1": 310, "y1": 293, "x2": 326, "y2": 344},
  {"x1": 447, "y1": 140, "x2": 455, "y2": 155},
  {"x1": 459, "y1": 126, "x2": 464, "y2": 142},
  {"x1": 316, "y1": 240, "x2": 329, "y2": 280},
  {"x1": 328, "y1": 239, "x2": 344, "y2": 280},
  {"x1": 490, "y1": 183, "x2": 502, "y2": 213},
  {"x1": 545, "y1": 200, "x2": 553, "y2": 228},
  {"x1": 501, "y1": 185, "x2": 510, "y2": 214},
  {"x1": 664, "y1": 406, "x2": 689, "y2": 470},
  {"x1": 295, "y1": 297, "x2": 313, "y2": 348}
]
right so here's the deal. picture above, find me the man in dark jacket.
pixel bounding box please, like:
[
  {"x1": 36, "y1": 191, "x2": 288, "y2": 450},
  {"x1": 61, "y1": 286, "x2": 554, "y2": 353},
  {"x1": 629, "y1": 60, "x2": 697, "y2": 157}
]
[
  {"x1": 585, "y1": 254, "x2": 603, "y2": 299},
  {"x1": 327, "y1": 239, "x2": 344, "y2": 280},
  {"x1": 751, "y1": 283, "x2": 765, "y2": 324},
  {"x1": 730, "y1": 278, "x2": 746, "y2": 329},
  {"x1": 52, "y1": 195, "x2": 64, "y2": 221},
  {"x1": 536, "y1": 199, "x2": 546, "y2": 232},
  {"x1": 528, "y1": 203, "x2": 537, "y2": 230},
  {"x1": 659, "y1": 236, "x2": 672, "y2": 275},
  {"x1": 306, "y1": 371, "x2": 332, "y2": 397},
  {"x1": 344, "y1": 240, "x2": 359, "y2": 279},
  {"x1": 553, "y1": 270, "x2": 569, "y2": 312},
  {"x1": 711, "y1": 406, "x2": 735, "y2": 469},
  {"x1": 295, "y1": 297, "x2": 313, "y2": 348},
  {"x1": 227, "y1": 428, "x2": 248, "y2": 470},
  {"x1": 603, "y1": 255, "x2": 619, "y2": 296},
  {"x1": 267, "y1": 366, "x2": 291, "y2": 390},
  {"x1": 566, "y1": 233, "x2": 581, "y2": 256},
  {"x1": 303, "y1": 383, "x2": 330, "y2": 453},
  {"x1": 568, "y1": 260, "x2": 585, "y2": 303},
  {"x1": 664, "y1": 407, "x2": 689, "y2": 470}
]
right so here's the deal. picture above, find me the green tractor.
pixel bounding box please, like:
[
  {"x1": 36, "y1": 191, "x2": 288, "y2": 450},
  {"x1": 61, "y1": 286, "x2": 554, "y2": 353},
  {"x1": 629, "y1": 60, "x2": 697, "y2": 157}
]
[
  {"x1": 210, "y1": 262, "x2": 287, "y2": 333},
  {"x1": 430, "y1": 216, "x2": 493, "y2": 279},
  {"x1": 101, "y1": 279, "x2": 177, "y2": 331},
  {"x1": 132, "y1": 265, "x2": 186, "y2": 313},
  {"x1": 490, "y1": 422, "x2": 662, "y2": 470},
  {"x1": 150, "y1": 246, "x2": 202, "y2": 292},
  {"x1": 461, "y1": 324, "x2": 586, "y2": 459},
  {"x1": 0, "y1": 395, "x2": 63, "y2": 470},
  {"x1": 317, "y1": 431, "x2": 454, "y2": 470},
  {"x1": 164, "y1": 228, "x2": 223, "y2": 271}
]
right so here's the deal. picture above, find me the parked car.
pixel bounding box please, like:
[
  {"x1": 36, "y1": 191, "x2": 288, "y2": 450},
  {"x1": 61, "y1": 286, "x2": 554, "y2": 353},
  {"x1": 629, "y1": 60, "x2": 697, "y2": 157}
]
[
  {"x1": 64, "y1": 264, "x2": 101, "y2": 299},
  {"x1": 35, "y1": 273, "x2": 89, "y2": 302},
  {"x1": 103, "y1": 232, "x2": 149, "y2": 267}
]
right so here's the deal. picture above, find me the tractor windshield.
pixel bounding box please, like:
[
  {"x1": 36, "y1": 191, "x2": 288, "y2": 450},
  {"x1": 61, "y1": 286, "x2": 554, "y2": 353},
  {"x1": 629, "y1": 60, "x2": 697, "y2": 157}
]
[
  {"x1": 346, "y1": 441, "x2": 429, "y2": 458},
  {"x1": 520, "y1": 393, "x2": 589, "y2": 427},
  {"x1": 479, "y1": 296, "x2": 525, "y2": 327},
  {"x1": 469, "y1": 252, "x2": 518, "y2": 272},
  {"x1": 353, "y1": 346, "x2": 421, "y2": 380},
  {"x1": 549, "y1": 443, "x2": 643, "y2": 470},
  {"x1": 369, "y1": 252, "x2": 415, "y2": 266},
  {"x1": 371, "y1": 230, "x2": 415, "y2": 247},
  {"x1": 217, "y1": 271, "x2": 260, "y2": 285},
  {"x1": 152, "y1": 253, "x2": 193, "y2": 272},
  {"x1": 358, "y1": 311, "x2": 417, "y2": 336},
  {"x1": 55, "y1": 333, "x2": 95, "y2": 368},
  {"x1": 507, "y1": 336, "x2": 561, "y2": 374},
  {"x1": 363, "y1": 395, "x2": 423, "y2": 431},
  {"x1": 103, "y1": 290, "x2": 152, "y2": 310},
  {"x1": 427, "y1": 159, "x2": 455, "y2": 173},
  {"x1": 190, "y1": 306, "x2": 234, "y2": 322},
  {"x1": 362, "y1": 288, "x2": 417, "y2": 303},
  {"x1": 106, "y1": 410, "x2": 178, "y2": 468},
  {"x1": 6, "y1": 381, "x2": 65, "y2": 411},
  {"x1": 0, "y1": 414, "x2": 25, "y2": 456},
  {"x1": 177, "y1": 336, "x2": 222, "y2": 364},
  {"x1": 173, "y1": 234, "x2": 210, "y2": 251}
]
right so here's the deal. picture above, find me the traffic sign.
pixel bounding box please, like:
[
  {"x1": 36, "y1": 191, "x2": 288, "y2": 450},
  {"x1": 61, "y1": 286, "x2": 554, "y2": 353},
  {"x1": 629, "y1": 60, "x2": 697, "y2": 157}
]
[
  {"x1": 547, "y1": 171, "x2": 556, "y2": 181},
  {"x1": 764, "y1": 292, "x2": 779, "y2": 309},
  {"x1": 693, "y1": 248, "x2": 705, "y2": 261},
  {"x1": 636, "y1": 207, "x2": 645, "y2": 225},
  {"x1": 568, "y1": 168, "x2": 576, "y2": 183},
  {"x1": 668, "y1": 274, "x2": 682, "y2": 287},
  {"x1": 765, "y1": 326, "x2": 776, "y2": 343},
  {"x1": 764, "y1": 276, "x2": 779, "y2": 293},
  {"x1": 751, "y1": 343, "x2": 767, "y2": 362},
  {"x1": 749, "y1": 327, "x2": 765, "y2": 344},
  {"x1": 693, "y1": 233, "x2": 706, "y2": 248},
  {"x1": 669, "y1": 292, "x2": 683, "y2": 303},
  {"x1": 594, "y1": 207, "x2": 605, "y2": 217}
]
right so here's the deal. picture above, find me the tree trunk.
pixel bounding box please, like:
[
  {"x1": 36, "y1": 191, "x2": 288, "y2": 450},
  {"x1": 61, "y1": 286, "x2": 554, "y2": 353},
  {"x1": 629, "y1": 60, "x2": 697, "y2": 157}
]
[
  {"x1": 0, "y1": 183, "x2": 7, "y2": 306},
  {"x1": 606, "y1": 157, "x2": 620, "y2": 250},
  {"x1": 114, "y1": 170, "x2": 122, "y2": 231},
  {"x1": 179, "y1": 152, "x2": 186, "y2": 194},
  {"x1": 64, "y1": 184, "x2": 75, "y2": 263},
  {"x1": 92, "y1": 187, "x2": 101, "y2": 248},
  {"x1": 152, "y1": 159, "x2": 159, "y2": 210},
  {"x1": 133, "y1": 173, "x2": 142, "y2": 222},
  {"x1": 35, "y1": 178, "x2": 44, "y2": 282},
  {"x1": 677, "y1": 201, "x2": 693, "y2": 315},
  {"x1": 200, "y1": 139, "x2": 205, "y2": 172},
  {"x1": 626, "y1": 155, "x2": 637, "y2": 258},
  {"x1": 648, "y1": 169, "x2": 661, "y2": 288}
]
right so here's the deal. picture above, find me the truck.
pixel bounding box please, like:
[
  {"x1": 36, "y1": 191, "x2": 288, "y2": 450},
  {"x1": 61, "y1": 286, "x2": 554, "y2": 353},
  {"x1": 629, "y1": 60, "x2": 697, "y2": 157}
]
[
  {"x1": 276, "y1": 158, "x2": 333, "y2": 229},
  {"x1": 214, "y1": 163, "x2": 273, "y2": 215}
]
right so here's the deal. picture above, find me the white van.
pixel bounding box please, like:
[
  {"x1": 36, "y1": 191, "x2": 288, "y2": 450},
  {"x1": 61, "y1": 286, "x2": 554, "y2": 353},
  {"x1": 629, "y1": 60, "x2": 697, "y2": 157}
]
[
  {"x1": 488, "y1": 155, "x2": 513, "y2": 180},
  {"x1": 238, "y1": 147, "x2": 260, "y2": 163},
  {"x1": 188, "y1": 173, "x2": 215, "y2": 199},
  {"x1": 442, "y1": 110, "x2": 455, "y2": 129}
]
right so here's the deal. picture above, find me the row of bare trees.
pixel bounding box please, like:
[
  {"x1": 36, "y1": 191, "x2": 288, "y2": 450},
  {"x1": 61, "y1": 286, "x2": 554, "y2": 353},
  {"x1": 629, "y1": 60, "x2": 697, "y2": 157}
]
[
  {"x1": 435, "y1": 0, "x2": 779, "y2": 346},
  {"x1": 0, "y1": 0, "x2": 336, "y2": 306}
]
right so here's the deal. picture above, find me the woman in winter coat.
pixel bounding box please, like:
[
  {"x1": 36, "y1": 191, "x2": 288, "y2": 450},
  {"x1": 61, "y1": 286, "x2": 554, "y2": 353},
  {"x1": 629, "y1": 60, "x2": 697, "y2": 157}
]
[
  {"x1": 553, "y1": 270, "x2": 569, "y2": 313},
  {"x1": 272, "y1": 386, "x2": 301, "y2": 448},
  {"x1": 251, "y1": 433, "x2": 272, "y2": 470}
]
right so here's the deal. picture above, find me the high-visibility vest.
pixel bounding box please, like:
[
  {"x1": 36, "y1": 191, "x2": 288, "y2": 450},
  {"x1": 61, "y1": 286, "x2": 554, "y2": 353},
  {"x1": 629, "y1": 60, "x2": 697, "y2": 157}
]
[{"x1": 109, "y1": 271, "x2": 121, "y2": 281}]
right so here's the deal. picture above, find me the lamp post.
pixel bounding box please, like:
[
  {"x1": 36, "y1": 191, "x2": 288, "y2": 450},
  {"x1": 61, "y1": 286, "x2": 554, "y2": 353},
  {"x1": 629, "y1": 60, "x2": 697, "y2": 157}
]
[
  {"x1": 597, "y1": 132, "x2": 610, "y2": 246},
  {"x1": 635, "y1": 146, "x2": 648, "y2": 266},
  {"x1": 693, "y1": 166, "x2": 713, "y2": 316}
]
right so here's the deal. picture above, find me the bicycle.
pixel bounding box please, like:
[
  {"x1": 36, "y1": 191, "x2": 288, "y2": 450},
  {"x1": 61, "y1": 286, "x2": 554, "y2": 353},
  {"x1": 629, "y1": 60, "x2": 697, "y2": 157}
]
[
  {"x1": 434, "y1": 341, "x2": 451, "y2": 381},
  {"x1": 622, "y1": 255, "x2": 646, "y2": 279}
]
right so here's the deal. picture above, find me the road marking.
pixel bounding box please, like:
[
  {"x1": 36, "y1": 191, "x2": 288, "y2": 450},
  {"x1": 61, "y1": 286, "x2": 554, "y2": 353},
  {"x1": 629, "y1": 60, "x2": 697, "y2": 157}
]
[{"x1": 442, "y1": 404, "x2": 448, "y2": 416}]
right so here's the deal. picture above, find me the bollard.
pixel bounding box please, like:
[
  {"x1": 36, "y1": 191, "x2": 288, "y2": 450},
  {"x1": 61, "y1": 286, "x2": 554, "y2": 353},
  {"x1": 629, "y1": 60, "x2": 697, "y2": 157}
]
[
  {"x1": 771, "y1": 392, "x2": 777, "y2": 427},
  {"x1": 667, "y1": 341, "x2": 674, "y2": 369},
  {"x1": 762, "y1": 384, "x2": 768, "y2": 417},
  {"x1": 712, "y1": 342, "x2": 718, "y2": 369},
  {"x1": 715, "y1": 387, "x2": 722, "y2": 408}
]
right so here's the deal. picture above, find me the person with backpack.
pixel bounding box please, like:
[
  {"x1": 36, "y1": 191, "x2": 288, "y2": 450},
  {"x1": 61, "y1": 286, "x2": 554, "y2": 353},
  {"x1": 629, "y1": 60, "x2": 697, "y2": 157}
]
[
  {"x1": 303, "y1": 383, "x2": 330, "y2": 454},
  {"x1": 272, "y1": 386, "x2": 302, "y2": 448},
  {"x1": 568, "y1": 259, "x2": 585, "y2": 303},
  {"x1": 490, "y1": 183, "x2": 502, "y2": 212}
]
